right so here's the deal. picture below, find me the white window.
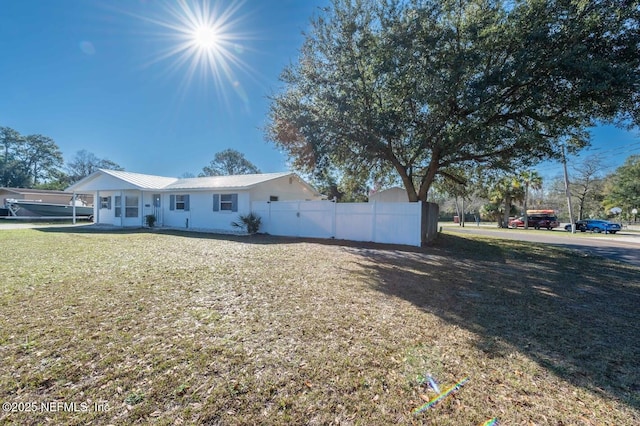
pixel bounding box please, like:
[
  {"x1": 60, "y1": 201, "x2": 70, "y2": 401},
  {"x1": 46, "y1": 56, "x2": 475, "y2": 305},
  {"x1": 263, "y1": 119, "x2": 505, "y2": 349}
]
[
  {"x1": 100, "y1": 196, "x2": 110, "y2": 209},
  {"x1": 170, "y1": 194, "x2": 190, "y2": 211},
  {"x1": 114, "y1": 196, "x2": 122, "y2": 218},
  {"x1": 220, "y1": 194, "x2": 233, "y2": 211},
  {"x1": 212, "y1": 194, "x2": 238, "y2": 212},
  {"x1": 176, "y1": 195, "x2": 186, "y2": 210},
  {"x1": 125, "y1": 196, "x2": 139, "y2": 218}
]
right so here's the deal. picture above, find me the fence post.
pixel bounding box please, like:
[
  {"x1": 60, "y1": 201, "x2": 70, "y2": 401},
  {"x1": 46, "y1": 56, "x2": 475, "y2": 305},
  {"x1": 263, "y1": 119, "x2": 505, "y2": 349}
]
[
  {"x1": 372, "y1": 201, "x2": 377, "y2": 243},
  {"x1": 331, "y1": 200, "x2": 337, "y2": 238},
  {"x1": 416, "y1": 202, "x2": 422, "y2": 246}
]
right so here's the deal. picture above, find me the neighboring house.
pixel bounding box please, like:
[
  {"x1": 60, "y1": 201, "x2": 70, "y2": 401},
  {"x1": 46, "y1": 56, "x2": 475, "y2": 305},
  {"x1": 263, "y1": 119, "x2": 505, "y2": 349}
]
[
  {"x1": 66, "y1": 169, "x2": 322, "y2": 230},
  {"x1": 368, "y1": 187, "x2": 409, "y2": 203}
]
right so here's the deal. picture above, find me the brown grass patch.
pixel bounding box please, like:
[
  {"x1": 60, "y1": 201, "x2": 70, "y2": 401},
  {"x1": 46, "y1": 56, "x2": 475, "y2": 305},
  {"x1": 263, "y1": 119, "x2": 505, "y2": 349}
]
[{"x1": 0, "y1": 227, "x2": 638, "y2": 425}]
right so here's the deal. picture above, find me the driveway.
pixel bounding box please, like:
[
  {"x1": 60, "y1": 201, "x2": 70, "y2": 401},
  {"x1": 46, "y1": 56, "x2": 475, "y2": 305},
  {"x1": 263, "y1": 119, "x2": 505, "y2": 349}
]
[
  {"x1": 445, "y1": 224, "x2": 640, "y2": 267},
  {"x1": 0, "y1": 221, "x2": 93, "y2": 230}
]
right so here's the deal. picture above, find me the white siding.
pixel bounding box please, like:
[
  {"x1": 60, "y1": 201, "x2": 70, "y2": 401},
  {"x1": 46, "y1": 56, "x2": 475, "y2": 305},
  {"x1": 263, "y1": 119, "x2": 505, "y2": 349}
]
[
  {"x1": 253, "y1": 201, "x2": 422, "y2": 246},
  {"x1": 369, "y1": 187, "x2": 409, "y2": 203},
  {"x1": 248, "y1": 175, "x2": 322, "y2": 202},
  {"x1": 94, "y1": 190, "x2": 143, "y2": 227},
  {"x1": 163, "y1": 191, "x2": 251, "y2": 231}
]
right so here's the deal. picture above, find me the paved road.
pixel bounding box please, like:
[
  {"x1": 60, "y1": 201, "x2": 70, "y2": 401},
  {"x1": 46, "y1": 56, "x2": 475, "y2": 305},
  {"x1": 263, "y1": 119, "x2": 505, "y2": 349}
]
[{"x1": 445, "y1": 224, "x2": 640, "y2": 267}]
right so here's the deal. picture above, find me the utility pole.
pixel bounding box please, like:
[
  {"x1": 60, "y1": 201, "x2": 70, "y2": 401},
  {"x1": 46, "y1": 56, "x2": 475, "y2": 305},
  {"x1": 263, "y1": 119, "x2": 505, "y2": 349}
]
[{"x1": 562, "y1": 144, "x2": 576, "y2": 233}]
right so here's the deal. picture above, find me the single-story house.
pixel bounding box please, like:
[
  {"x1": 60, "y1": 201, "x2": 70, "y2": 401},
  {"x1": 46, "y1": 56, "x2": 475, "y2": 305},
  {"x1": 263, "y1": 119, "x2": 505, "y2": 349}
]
[
  {"x1": 66, "y1": 169, "x2": 322, "y2": 230},
  {"x1": 368, "y1": 187, "x2": 409, "y2": 203}
]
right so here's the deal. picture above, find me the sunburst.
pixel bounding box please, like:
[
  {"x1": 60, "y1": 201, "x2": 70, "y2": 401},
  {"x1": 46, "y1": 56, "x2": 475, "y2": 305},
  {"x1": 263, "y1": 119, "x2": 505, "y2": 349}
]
[{"x1": 135, "y1": 0, "x2": 253, "y2": 108}]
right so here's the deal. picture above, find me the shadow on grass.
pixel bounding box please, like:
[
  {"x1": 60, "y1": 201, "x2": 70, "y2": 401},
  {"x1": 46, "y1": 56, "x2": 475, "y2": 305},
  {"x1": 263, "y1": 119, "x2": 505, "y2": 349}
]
[
  {"x1": 349, "y1": 233, "x2": 640, "y2": 411},
  {"x1": 34, "y1": 224, "x2": 430, "y2": 251},
  {"x1": 34, "y1": 225, "x2": 639, "y2": 410}
]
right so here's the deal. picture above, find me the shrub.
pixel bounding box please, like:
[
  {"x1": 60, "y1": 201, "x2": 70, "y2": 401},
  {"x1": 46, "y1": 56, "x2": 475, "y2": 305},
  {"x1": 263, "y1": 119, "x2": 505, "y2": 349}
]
[
  {"x1": 145, "y1": 214, "x2": 157, "y2": 228},
  {"x1": 231, "y1": 212, "x2": 261, "y2": 234}
]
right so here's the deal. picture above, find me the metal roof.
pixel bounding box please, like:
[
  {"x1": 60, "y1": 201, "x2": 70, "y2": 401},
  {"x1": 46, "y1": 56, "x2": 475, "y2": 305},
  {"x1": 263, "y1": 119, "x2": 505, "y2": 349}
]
[
  {"x1": 165, "y1": 172, "x2": 293, "y2": 190},
  {"x1": 98, "y1": 169, "x2": 179, "y2": 189},
  {"x1": 66, "y1": 169, "x2": 319, "y2": 195},
  {"x1": 0, "y1": 187, "x2": 70, "y2": 196}
]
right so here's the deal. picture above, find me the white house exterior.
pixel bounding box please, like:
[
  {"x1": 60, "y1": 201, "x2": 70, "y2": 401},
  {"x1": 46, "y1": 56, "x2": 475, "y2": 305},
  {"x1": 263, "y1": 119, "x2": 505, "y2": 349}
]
[
  {"x1": 66, "y1": 169, "x2": 322, "y2": 231},
  {"x1": 368, "y1": 187, "x2": 409, "y2": 203}
]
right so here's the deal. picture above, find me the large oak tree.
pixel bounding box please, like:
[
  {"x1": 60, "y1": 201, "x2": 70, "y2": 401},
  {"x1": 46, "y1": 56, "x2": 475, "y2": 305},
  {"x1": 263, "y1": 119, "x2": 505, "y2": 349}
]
[
  {"x1": 200, "y1": 149, "x2": 261, "y2": 176},
  {"x1": 0, "y1": 127, "x2": 64, "y2": 187},
  {"x1": 266, "y1": 0, "x2": 639, "y2": 201}
]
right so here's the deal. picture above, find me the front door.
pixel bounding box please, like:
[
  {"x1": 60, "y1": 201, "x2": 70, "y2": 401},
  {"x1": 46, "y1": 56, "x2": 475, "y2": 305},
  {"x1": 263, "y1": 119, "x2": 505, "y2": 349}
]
[{"x1": 153, "y1": 194, "x2": 162, "y2": 225}]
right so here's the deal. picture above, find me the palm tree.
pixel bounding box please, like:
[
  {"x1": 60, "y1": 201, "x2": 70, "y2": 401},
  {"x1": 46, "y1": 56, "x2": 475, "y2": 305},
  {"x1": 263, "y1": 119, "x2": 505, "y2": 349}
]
[
  {"x1": 488, "y1": 176, "x2": 525, "y2": 228},
  {"x1": 519, "y1": 171, "x2": 543, "y2": 229}
]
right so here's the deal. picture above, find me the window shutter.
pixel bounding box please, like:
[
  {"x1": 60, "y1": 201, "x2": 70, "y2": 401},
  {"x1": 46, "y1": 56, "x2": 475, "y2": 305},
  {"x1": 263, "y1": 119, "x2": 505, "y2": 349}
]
[
  {"x1": 212, "y1": 194, "x2": 219, "y2": 211},
  {"x1": 231, "y1": 193, "x2": 238, "y2": 212},
  {"x1": 170, "y1": 195, "x2": 175, "y2": 211},
  {"x1": 107, "y1": 196, "x2": 112, "y2": 210},
  {"x1": 184, "y1": 195, "x2": 190, "y2": 211}
]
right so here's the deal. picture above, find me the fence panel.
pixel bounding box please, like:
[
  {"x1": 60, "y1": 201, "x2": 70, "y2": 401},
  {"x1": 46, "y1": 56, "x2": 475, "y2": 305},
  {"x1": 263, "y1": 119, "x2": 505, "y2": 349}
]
[
  {"x1": 253, "y1": 200, "x2": 428, "y2": 247},
  {"x1": 372, "y1": 202, "x2": 422, "y2": 246},
  {"x1": 335, "y1": 203, "x2": 375, "y2": 242},
  {"x1": 298, "y1": 201, "x2": 334, "y2": 239},
  {"x1": 267, "y1": 201, "x2": 300, "y2": 236}
]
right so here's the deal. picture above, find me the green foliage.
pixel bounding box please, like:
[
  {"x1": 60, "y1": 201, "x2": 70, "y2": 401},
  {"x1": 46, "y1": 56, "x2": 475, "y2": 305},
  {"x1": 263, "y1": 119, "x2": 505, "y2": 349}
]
[
  {"x1": 22, "y1": 134, "x2": 64, "y2": 186},
  {"x1": 231, "y1": 212, "x2": 262, "y2": 234},
  {"x1": 200, "y1": 149, "x2": 260, "y2": 176},
  {"x1": 266, "y1": 0, "x2": 640, "y2": 202},
  {"x1": 480, "y1": 172, "x2": 526, "y2": 227},
  {"x1": 124, "y1": 392, "x2": 144, "y2": 405},
  {"x1": 603, "y1": 155, "x2": 640, "y2": 219},
  {"x1": 145, "y1": 214, "x2": 157, "y2": 228},
  {"x1": 1, "y1": 126, "x2": 30, "y2": 187},
  {"x1": 1, "y1": 126, "x2": 65, "y2": 187}
]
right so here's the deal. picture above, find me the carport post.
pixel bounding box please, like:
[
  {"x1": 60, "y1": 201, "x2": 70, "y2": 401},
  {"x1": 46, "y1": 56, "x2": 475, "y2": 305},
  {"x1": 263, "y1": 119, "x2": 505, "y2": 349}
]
[{"x1": 72, "y1": 192, "x2": 77, "y2": 224}]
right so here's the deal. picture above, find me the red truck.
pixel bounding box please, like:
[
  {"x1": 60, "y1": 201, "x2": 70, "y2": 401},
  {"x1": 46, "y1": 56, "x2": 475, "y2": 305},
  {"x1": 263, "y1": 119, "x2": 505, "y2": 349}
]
[{"x1": 508, "y1": 209, "x2": 560, "y2": 230}]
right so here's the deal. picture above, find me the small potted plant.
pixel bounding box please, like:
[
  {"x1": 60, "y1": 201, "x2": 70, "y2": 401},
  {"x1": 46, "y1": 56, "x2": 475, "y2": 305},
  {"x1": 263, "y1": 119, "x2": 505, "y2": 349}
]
[{"x1": 145, "y1": 214, "x2": 157, "y2": 228}]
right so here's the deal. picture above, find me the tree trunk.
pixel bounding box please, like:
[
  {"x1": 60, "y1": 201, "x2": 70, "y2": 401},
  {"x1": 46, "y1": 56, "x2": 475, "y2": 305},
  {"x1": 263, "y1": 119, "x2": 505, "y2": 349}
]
[
  {"x1": 503, "y1": 196, "x2": 511, "y2": 228},
  {"x1": 417, "y1": 157, "x2": 440, "y2": 202},
  {"x1": 391, "y1": 157, "x2": 419, "y2": 201}
]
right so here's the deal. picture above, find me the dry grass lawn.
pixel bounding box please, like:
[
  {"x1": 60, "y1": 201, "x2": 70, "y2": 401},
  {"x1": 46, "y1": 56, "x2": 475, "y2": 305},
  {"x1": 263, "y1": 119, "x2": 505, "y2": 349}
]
[{"x1": 0, "y1": 227, "x2": 638, "y2": 425}]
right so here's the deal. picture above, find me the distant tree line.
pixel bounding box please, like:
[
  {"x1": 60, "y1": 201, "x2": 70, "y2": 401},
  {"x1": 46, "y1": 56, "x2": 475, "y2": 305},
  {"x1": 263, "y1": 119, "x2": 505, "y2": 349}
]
[
  {"x1": 1, "y1": 125, "x2": 264, "y2": 190},
  {"x1": 433, "y1": 154, "x2": 640, "y2": 224},
  {"x1": 0, "y1": 125, "x2": 123, "y2": 190}
]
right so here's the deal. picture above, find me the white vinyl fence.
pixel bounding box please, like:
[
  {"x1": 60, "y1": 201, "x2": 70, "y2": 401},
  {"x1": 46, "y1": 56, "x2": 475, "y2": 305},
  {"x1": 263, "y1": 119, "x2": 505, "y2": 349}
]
[{"x1": 251, "y1": 200, "x2": 423, "y2": 246}]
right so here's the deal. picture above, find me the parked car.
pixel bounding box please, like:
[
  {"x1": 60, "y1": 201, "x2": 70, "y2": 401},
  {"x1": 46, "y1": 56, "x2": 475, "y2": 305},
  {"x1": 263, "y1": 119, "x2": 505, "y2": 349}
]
[
  {"x1": 564, "y1": 219, "x2": 621, "y2": 234},
  {"x1": 564, "y1": 220, "x2": 588, "y2": 232},
  {"x1": 509, "y1": 213, "x2": 560, "y2": 230}
]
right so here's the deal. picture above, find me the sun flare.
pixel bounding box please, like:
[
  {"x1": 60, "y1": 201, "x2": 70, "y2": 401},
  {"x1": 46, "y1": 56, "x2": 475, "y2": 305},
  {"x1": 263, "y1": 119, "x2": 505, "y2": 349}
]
[
  {"x1": 134, "y1": 0, "x2": 254, "y2": 108},
  {"x1": 193, "y1": 25, "x2": 220, "y2": 50}
]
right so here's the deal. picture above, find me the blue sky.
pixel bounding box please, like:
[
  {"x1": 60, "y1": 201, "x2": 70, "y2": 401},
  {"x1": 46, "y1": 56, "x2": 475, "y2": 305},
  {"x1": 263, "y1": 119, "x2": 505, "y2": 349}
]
[{"x1": 0, "y1": 0, "x2": 638, "y2": 181}]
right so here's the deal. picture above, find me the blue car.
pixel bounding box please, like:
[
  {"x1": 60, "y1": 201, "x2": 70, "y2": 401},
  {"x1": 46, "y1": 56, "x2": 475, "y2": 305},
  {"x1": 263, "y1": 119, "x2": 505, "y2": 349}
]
[{"x1": 565, "y1": 219, "x2": 621, "y2": 234}]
